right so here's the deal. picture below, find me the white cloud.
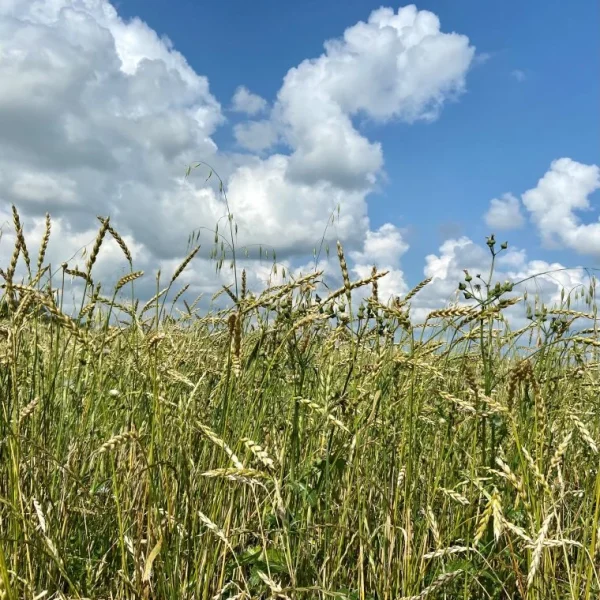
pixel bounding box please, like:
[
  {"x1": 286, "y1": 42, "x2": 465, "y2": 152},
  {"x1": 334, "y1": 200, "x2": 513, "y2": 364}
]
[
  {"x1": 484, "y1": 193, "x2": 525, "y2": 230},
  {"x1": 0, "y1": 1, "x2": 477, "y2": 307},
  {"x1": 473, "y1": 52, "x2": 492, "y2": 66},
  {"x1": 276, "y1": 5, "x2": 475, "y2": 190},
  {"x1": 14, "y1": 2, "x2": 586, "y2": 334},
  {"x1": 10, "y1": 171, "x2": 79, "y2": 207},
  {"x1": 511, "y1": 69, "x2": 526, "y2": 82},
  {"x1": 0, "y1": 0, "x2": 224, "y2": 251},
  {"x1": 231, "y1": 85, "x2": 268, "y2": 116},
  {"x1": 0, "y1": 206, "x2": 144, "y2": 287},
  {"x1": 350, "y1": 223, "x2": 409, "y2": 298},
  {"x1": 522, "y1": 158, "x2": 600, "y2": 255},
  {"x1": 280, "y1": 6, "x2": 474, "y2": 124},
  {"x1": 350, "y1": 223, "x2": 408, "y2": 269},
  {"x1": 408, "y1": 236, "x2": 590, "y2": 325},
  {"x1": 225, "y1": 156, "x2": 368, "y2": 254},
  {"x1": 233, "y1": 120, "x2": 279, "y2": 152}
]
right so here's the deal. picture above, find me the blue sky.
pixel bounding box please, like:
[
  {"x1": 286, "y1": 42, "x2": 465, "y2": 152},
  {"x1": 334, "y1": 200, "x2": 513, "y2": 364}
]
[
  {"x1": 113, "y1": 0, "x2": 600, "y2": 281},
  {"x1": 0, "y1": 1, "x2": 599, "y2": 317}
]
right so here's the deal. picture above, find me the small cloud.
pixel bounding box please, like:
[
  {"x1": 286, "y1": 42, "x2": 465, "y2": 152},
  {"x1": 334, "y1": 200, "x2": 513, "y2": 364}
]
[
  {"x1": 234, "y1": 120, "x2": 279, "y2": 152},
  {"x1": 473, "y1": 52, "x2": 492, "y2": 67},
  {"x1": 484, "y1": 193, "x2": 525, "y2": 231},
  {"x1": 511, "y1": 69, "x2": 526, "y2": 82},
  {"x1": 231, "y1": 85, "x2": 268, "y2": 116}
]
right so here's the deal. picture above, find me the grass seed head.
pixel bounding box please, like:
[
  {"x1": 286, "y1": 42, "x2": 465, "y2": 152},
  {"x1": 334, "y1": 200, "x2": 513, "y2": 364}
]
[{"x1": 86, "y1": 217, "x2": 110, "y2": 277}]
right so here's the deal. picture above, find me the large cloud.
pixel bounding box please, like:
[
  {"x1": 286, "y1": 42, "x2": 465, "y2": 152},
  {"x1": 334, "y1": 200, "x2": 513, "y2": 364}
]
[
  {"x1": 0, "y1": 0, "x2": 223, "y2": 251},
  {"x1": 233, "y1": 120, "x2": 280, "y2": 152},
  {"x1": 276, "y1": 5, "x2": 474, "y2": 190},
  {"x1": 3, "y1": 1, "x2": 592, "y2": 331},
  {"x1": 0, "y1": 1, "x2": 478, "y2": 309}
]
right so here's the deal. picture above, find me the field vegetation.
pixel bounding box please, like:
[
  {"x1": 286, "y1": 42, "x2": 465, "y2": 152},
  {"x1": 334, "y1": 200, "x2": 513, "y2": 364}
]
[{"x1": 1, "y1": 199, "x2": 600, "y2": 599}]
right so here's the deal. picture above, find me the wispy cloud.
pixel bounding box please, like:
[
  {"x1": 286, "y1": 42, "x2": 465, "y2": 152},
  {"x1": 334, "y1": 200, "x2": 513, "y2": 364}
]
[{"x1": 511, "y1": 69, "x2": 526, "y2": 82}]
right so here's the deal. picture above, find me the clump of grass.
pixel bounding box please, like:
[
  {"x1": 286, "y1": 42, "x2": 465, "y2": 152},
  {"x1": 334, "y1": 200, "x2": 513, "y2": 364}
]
[{"x1": 1, "y1": 211, "x2": 600, "y2": 600}]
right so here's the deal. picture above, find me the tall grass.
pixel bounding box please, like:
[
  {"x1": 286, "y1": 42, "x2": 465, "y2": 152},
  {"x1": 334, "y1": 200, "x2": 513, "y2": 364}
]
[{"x1": 1, "y1": 208, "x2": 599, "y2": 599}]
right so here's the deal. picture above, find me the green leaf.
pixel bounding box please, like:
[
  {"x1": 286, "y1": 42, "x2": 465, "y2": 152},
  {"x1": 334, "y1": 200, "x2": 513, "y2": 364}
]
[{"x1": 238, "y1": 545, "x2": 262, "y2": 566}]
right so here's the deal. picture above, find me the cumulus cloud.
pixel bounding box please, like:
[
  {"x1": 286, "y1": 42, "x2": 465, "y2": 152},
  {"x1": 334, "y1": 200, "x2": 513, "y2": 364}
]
[
  {"x1": 0, "y1": 1, "x2": 478, "y2": 311},
  {"x1": 225, "y1": 156, "x2": 368, "y2": 255},
  {"x1": 484, "y1": 193, "x2": 525, "y2": 230},
  {"x1": 277, "y1": 5, "x2": 475, "y2": 190},
  {"x1": 0, "y1": 0, "x2": 224, "y2": 252},
  {"x1": 0, "y1": 205, "x2": 144, "y2": 293},
  {"x1": 522, "y1": 158, "x2": 600, "y2": 255},
  {"x1": 408, "y1": 236, "x2": 590, "y2": 325},
  {"x1": 231, "y1": 85, "x2": 268, "y2": 116},
  {"x1": 233, "y1": 120, "x2": 279, "y2": 152},
  {"x1": 281, "y1": 6, "x2": 474, "y2": 124},
  {"x1": 350, "y1": 223, "x2": 409, "y2": 299}
]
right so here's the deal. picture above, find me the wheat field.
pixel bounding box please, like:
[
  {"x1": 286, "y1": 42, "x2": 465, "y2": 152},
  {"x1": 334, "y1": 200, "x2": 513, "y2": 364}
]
[{"x1": 1, "y1": 206, "x2": 600, "y2": 599}]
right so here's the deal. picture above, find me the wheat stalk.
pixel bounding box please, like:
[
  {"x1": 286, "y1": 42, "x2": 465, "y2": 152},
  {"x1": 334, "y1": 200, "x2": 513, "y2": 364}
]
[
  {"x1": 527, "y1": 512, "x2": 554, "y2": 588},
  {"x1": 12, "y1": 205, "x2": 30, "y2": 275},
  {"x1": 36, "y1": 212, "x2": 51, "y2": 273},
  {"x1": 196, "y1": 422, "x2": 244, "y2": 468},
  {"x1": 95, "y1": 429, "x2": 138, "y2": 455},
  {"x1": 170, "y1": 245, "x2": 200, "y2": 285},
  {"x1": 115, "y1": 271, "x2": 144, "y2": 293},
  {"x1": 399, "y1": 569, "x2": 464, "y2": 599},
  {"x1": 86, "y1": 217, "x2": 110, "y2": 277},
  {"x1": 98, "y1": 217, "x2": 132, "y2": 265}
]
